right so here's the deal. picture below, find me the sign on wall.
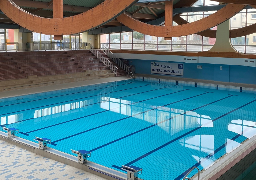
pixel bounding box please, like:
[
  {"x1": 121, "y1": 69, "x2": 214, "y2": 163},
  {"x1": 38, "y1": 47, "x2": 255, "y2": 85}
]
[{"x1": 151, "y1": 62, "x2": 184, "y2": 76}]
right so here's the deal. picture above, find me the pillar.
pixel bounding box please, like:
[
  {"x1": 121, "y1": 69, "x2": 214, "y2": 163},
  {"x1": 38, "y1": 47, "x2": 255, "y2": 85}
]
[
  {"x1": 81, "y1": 32, "x2": 100, "y2": 49},
  {"x1": 14, "y1": 29, "x2": 22, "y2": 51},
  {"x1": 165, "y1": 0, "x2": 173, "y2": 40},
  {"x1": 209, "y1": 3, "x2": 237, "y2": 53},
  {"x1": 53, "y1": 0, "x2": 63, "y2": 40},
  {"x1": 209, "y1": 19, "x2": 237, "y2": 52},
  {"x1": 14, "y1": 30, "x2": 33, "y2": 51}
]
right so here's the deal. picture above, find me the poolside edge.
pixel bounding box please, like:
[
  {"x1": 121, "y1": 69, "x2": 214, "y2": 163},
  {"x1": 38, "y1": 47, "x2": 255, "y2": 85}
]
[
  {"x1": 192, "y1": 134, "x2": 256, "y2": 180},
  {"x1": 0, "y1": 131, "x2": 127, "y2": 180}
]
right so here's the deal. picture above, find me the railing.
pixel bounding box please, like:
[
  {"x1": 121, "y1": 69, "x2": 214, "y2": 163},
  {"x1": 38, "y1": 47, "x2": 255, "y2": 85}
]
[
  {"x1": 90, "y1": 47, "x2": 118, "y2": 76},
  {"x1": 32, "y1": 42, "x2": 90, "y2": 51},
  {"x1": 0, "y1": 42, "x2": 19, "y2": 51},
  {"x1": 0, "y1": 42, "x2": 91, "y2": 52},
  {"x1": 182, "y1": 166, "x2": 200, "y2": 180},
  {"x1": 101, "y1": 46, "x2": 135, "y2": 78}
]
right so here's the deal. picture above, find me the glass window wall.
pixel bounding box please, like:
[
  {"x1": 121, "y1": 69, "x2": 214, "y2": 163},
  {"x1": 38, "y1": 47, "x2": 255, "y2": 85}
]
[{"x1": 100, "y1": 1, "x2": 256, "y2": 54}]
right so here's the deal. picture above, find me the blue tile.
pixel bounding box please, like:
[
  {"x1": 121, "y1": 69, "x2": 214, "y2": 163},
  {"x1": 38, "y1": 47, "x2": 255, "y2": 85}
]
[
  {"x1": 39, "y1": 168, "x2": 47, "y2": 172},
  {"x1": 26, "y1": 175, "x2": 34, "y2": 179}
]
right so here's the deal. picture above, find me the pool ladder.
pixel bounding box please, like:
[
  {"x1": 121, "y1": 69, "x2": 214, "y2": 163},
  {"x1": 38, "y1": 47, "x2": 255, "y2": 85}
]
[{"x1": 183, "y1": 166, "x2": 200, "y2": 180}]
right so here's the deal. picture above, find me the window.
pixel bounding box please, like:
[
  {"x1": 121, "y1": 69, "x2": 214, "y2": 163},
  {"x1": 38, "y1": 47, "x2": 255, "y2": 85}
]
[
  {"x1": 253, "y1": 36, "x2": 256, "y2": 43},
  {"x1": 98, "y1": 5, "x2": 256, "y2": 54}
]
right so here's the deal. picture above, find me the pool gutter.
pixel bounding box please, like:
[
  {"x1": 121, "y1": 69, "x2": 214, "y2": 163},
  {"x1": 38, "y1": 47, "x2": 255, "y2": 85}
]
[
  {"x1": 191, "y1": 134, "x2": 256, "y2": 180},
  {"x1": 0, "y1": 131, "x2": 128, "y2": 180}
]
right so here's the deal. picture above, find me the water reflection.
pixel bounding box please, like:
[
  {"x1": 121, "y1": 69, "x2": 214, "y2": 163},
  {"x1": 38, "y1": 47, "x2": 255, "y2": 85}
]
[
  {"x1": 228, "y1": 120, "x2": 256, "y2": 139},
  {"x1": 0, "y1": 99, "x2": 93, "y2": 125},
  {"x1": 1, "y1": 93, "x2": 256, "y2": 173},
  {"x1": 100, "y1": 97, "x2": 213, "y2": 135},
  {"x1": 100, "y1": 96, "x2": 256, "y2": 169},
  {"x1": 1, "y1": 114, "x2": 21, "y2": 125}
]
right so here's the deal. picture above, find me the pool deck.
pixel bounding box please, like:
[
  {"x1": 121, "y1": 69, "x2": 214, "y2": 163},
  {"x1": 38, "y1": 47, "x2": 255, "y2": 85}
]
[
  {"x1": 137, "y1": 74, "x2": 256, "y2": 89},
  {"x1": 0, "y1": 76, "x2": 130, "y2": 180},
  {"x1": 0, "y1": 139, "x2": 107, "y2": 180},
  {"x1": 0, "y1": 76, "x2": 131, "y2": 99}
]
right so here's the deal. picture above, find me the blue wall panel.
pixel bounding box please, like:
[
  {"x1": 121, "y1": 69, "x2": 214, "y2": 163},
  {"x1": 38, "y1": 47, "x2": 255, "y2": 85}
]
[
  {"x1": 183, "y1": 63, "x2": 214, "y2": 81},
  {"x1": 230, "y1": 66, "x2": 256, "y2": 84},
  {"x1": 213, "y1": 64, "x2": 230, "y2": 82},
  {"x1": 128, "y1": 59, "x2": 256, "y2": 85}
]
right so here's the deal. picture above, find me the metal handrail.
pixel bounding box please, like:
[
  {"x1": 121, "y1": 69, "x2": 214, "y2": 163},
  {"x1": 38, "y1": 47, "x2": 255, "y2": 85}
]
[
  {"x1": 101, "y1": 46, "x2": 135, "y2": 78},
  {"x1": 183, "y1": 166, "x2": 200, "y2": 180},
  {"x1": 90, "y1": 47, "x2": 118, "y2": 76}
]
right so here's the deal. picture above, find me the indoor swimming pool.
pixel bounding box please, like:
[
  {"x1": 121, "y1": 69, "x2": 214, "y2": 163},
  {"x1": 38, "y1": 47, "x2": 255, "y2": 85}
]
[{"x1": 1, "y1": 79, "x2": 256, "y2": 180}]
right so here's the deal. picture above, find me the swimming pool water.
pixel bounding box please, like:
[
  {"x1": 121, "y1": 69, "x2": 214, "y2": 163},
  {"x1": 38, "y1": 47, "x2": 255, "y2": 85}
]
[{"x1": 1, "y1": 79, "x2": 256, "y2": 180}]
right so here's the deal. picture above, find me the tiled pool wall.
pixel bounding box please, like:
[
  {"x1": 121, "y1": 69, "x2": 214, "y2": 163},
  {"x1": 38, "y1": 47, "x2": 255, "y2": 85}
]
[
  {"x1": 135, "y1": 77, "x2": 256, "y2": 94},
  {"x1": 219, "y1": 145, "x2": 256, "y2": 180}
]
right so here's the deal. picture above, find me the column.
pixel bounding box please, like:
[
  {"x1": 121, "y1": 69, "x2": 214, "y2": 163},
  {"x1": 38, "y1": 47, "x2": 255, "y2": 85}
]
[
  {"x1": 165, "y1": 0, "x2": 173, "y2": 40},
  {"x1": 53, "y1": 0, "x2": 63, "y2": 40},
  {"x1": 14, "y1": 30, "x2": 33, "y2": 51},
  {"x1": 209, "y1": 19, "x2": 237, "y2": 52},
  {"x1": 81, "y1": 32, "x2": 100, "y2": 49}
]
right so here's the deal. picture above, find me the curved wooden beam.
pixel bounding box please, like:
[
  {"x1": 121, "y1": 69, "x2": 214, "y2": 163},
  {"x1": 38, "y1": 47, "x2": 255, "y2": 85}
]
[
  {"x1": 173, "y1": 15, "x2": 216, "y2": 37},
  {"x1": 173, "y1": 6, "x2": 256, "y2": 39},
  {"x1": 0, "y1": 0, "x2": 138, "y2": 35},
  {"x1": 117, "y1": 4, "x2": 245, "y2": 37}
]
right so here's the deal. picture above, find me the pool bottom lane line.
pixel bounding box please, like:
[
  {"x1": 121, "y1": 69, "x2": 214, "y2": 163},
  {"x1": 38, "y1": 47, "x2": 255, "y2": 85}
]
[
  {"x1": 50, "y1": 89, "x2": 191, "y2": 145},
  {"x1": 120, "y1": 99, "x2": 256, "y2": 170},
  {"x1": 0, "y1": 80, "x2": 134, "y2": 108},
  {"x1": 90, "y1": 92, "x2": 234, "y2": 153},
  {"x1": 18, "y1": 88, "x2": 189, "y2": 136},
  {"x1": 0, "y1": 83, "x2": 150, "y2": 117},
  {"x1": 175, "y1": 125, "x2": 255, "y2": 180}
]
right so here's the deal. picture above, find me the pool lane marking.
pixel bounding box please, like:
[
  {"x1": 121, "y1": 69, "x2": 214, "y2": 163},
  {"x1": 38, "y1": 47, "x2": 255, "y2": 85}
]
[
  {"x1": 175, "y1": 123, "x2": 255, "y2": 180},
  {"x1": 18, "y1": 85, "x2": 167, "y2": 135},
  {"x1": 0, "y1": 81, "x2": 143, "y2": 116},
  {"x1": 18, "y1": 87, "x2": 186, "y2": 136},
  {"x1": 52, "y1": 92, "x2": 231, "y2": 146},
  {"x1": 0, "y1": 82, "x2": 151, "y2": 118},
  {"x1": 94, "y1": 94, "x2": 232, "y2": 153},
  {"x1": 3, "y1": 83, "x2": 152, "y2": 128},
  {"x1": 50, "y1": 89, "x2": 194, "y2": 145},
  {"x1": 122, "y1": 98, "x2": 256, "y2": 168},
  {"x1": 174, "y1": 134, "x2": 241, "y2": 180},
  {"x1": 89, "y1": 92, "x2": 225, "y2": 152},
  {"x1": 0, "y1": 80, "x2": 134, "y2": 108},
  {"x1": 0, "y1": 81, "x2": 145, "y2": 117}
]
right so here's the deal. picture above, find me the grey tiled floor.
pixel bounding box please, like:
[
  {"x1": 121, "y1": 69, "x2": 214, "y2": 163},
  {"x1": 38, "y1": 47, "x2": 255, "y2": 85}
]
[{"x1": 0, "y1": 140, "x2": 106, "y2": 180}]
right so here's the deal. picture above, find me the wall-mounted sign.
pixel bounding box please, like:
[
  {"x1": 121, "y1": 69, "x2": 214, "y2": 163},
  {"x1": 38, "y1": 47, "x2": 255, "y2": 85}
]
[{"x1": 151, "y1": 62, "x2": 183, "y2": 76}]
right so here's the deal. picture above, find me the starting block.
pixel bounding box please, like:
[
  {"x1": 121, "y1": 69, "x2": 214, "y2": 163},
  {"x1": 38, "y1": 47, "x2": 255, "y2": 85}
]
[
  {"x1": 34, "y1": 137, "x2": 51, "y2": 150},
  {"x1": 3, "y1": 127, "x2": 19, "y2": 138},
  {"x1": 122, "y1": 165, "x2": 142, "y2": 180},
  {"x1": 71, "y1": 149, "x2": 91, "y2": 164}
]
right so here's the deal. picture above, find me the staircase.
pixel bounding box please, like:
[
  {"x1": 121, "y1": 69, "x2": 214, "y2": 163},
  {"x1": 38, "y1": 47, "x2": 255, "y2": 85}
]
[{"x1": 90, "y1": 46, "x2": 134, "y2": 78}]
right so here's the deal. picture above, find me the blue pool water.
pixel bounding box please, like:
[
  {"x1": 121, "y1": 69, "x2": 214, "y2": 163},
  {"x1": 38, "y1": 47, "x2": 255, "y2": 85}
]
[{"x1": 1, "y1": 79, "x2": 256, "y2": 180}]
